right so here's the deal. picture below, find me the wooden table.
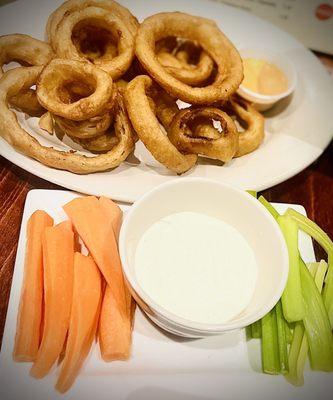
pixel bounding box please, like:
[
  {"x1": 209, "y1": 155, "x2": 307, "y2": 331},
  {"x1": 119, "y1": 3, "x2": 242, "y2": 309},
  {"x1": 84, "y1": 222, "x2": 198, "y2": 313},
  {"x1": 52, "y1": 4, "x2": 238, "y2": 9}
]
[{"x1": 0, "y1": 56, "x2": 332, "y2": 348}]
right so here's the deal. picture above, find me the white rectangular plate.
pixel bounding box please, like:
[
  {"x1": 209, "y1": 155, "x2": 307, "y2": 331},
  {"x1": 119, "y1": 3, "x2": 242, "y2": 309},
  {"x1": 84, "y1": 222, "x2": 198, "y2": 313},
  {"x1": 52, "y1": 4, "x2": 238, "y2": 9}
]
[{"x1": 0, "y1": 189, "x2": 331, "y2": 400}]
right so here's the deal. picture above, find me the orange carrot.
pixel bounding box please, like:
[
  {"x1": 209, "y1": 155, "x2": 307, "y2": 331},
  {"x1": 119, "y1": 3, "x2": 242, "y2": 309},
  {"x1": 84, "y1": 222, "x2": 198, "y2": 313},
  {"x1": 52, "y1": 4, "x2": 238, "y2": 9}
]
[
  {"x1": 99, "y1": 285, "x2": 132, "y2": 361},
  {"x1": 99, "y1": 196, "x2": 122, "y2": 240},
  {"x1": 98, "y1": 196, "x2": 132, "y2": 313},
  {"x1": 55, "y1": 253, "x2": 101, "y2": 393},
  {"x1": 97, "y1": 197, "x2": 135, "y2": 359},
  {"x1": 58, "y1": 220, "x2": 73, "y2": 231},
  {"x1": 63, "y1": 196, "x2": 127, "y2": 317},
  {"x1": 64, "y1": 196, "x2": 134, "y2": 360},
  {"x1": 30, "y1": 221, "x2": 74, "y2": 379},
  {"x1": 60, "y1": 219, "x2": 81, "y2": 252},
  {"x1": 13, "y1": 210, "x2": 53, "y2": 362},
  {"x1": 58, "y1": 334, "x2": 68, "y2": 366}
]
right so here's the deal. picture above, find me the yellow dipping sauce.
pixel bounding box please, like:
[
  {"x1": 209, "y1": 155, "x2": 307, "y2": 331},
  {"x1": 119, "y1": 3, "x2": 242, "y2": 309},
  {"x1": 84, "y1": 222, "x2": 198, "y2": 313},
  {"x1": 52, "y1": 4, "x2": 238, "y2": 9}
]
[{"x1": 242, "y1": 58, "x2": 288, "y2": 96}]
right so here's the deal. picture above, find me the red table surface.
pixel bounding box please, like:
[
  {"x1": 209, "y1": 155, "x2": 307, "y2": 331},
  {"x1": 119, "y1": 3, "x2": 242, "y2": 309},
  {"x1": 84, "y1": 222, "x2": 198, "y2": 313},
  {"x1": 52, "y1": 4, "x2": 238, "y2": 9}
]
[{"x1": 0, "y1": 54, "x2": 332, "y2": 347}]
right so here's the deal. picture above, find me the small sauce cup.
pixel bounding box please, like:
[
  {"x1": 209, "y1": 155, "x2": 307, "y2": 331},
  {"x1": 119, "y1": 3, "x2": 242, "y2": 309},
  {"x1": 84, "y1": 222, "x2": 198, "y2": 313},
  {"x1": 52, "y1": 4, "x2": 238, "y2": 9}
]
[
  {"x1": 119, "y1": 178, "x2": 289, "y2": 338},
  {"x1": 237, "y1": 48, "x2": 297, "y2": 111}
]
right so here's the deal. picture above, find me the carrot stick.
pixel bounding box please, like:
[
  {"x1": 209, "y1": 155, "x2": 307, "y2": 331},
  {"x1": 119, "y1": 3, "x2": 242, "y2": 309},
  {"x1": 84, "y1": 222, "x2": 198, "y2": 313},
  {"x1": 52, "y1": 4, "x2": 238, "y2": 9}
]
[
  {"x1": 97, "y1": 197, "x2": 135, "y2": 360},
  {"x1": 99, "y1": 285, "x2": 132, "y2": 361},
  {"x1": 61, "y1": 219, "x2": 81, "y2": 252},
  {"x1": 55, "y1": 253, "x2": 102, "y2": 393},
  {"x1": 63, "y1": 196, "x2": 127, "y2": 317},
  {"x1": 58, "y1": 220, "x2": 73, "y2": 231},
  {"x1": 98, "y1": 196, "x2": 133, "y2": 314},
  {"x1": 99, "y1": 196, "x2": 122, "y2": 240},
  {"x1": 13, "y1": 210, "x2": 53, "y2": 362},
  {"x1": 30, "y1": 221, "x2": 74, "y2": 379}
]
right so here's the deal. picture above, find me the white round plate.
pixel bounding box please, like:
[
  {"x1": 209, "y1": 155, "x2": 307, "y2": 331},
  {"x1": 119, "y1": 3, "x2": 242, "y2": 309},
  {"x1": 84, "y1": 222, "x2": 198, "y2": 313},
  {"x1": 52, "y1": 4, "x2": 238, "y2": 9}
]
[{"x1": 0, "y1": 0, "x2": 332, "y2": 203}]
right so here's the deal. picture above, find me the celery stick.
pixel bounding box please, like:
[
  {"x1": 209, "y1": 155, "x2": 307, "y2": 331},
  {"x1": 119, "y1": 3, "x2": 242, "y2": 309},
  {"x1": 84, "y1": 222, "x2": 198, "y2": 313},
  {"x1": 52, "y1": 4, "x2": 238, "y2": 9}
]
[
  {"x1": 251, "y1": 320, "x2": 262, "y2": 339},
  {"x1": 308, "y1": 262, "x2": 320, "y2": 276},
  {"x1": 320, "y1": 255, "x2": 333, "y2": 326},
  {"x1": 261, "y1": 308, "x2": 280, "y2": 374},
  {"x1": 299, "y1": 258, "x2": 333, "y2": 371},
  {"x1": 258, "y1": 196, "x2": 279, "y2": 220},
  {"x1": 294, "y1": 330, "x2": 308, "y2": 386},
  {"x1": 246, "y1": 325, "x2": 252, "y2": 340},
  {"x1": 285, "y1": 208, "x2": 333, "y2": 253},
  {"x1": 284, "y1": 320, "x2": 293, "y2": 344},
  {"x1": 278, "y1": 215, "x2": 304, "y2": 322},
  {"x1": 285, "y1": 322, "x2": 306, "y2": 386},
  {"x1": 275, "y1": 301, "x2": 289, "y2": 374},
  {"x1": 247, "y1": 190, "x2": 257, "y2": 198},
  {"x1": 285, "y1": 208, "x2": 333, "y2": 325},
  {"x1": 313, "y1": 260, "x2": 328, "y2": 293},
  {"x1": 285, "y1": 261, "x2": 329, "y2": 385}
]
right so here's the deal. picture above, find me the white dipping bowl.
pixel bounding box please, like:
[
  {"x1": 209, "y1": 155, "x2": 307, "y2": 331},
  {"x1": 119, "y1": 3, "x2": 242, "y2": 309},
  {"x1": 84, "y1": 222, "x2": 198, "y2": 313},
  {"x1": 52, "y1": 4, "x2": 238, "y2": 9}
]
[
  {"x1": 119, "y1": 178, "x2": 288, "y2": 338},
  {"x1": 237, "y1": 48, "x2": 297, "y2": 111}
]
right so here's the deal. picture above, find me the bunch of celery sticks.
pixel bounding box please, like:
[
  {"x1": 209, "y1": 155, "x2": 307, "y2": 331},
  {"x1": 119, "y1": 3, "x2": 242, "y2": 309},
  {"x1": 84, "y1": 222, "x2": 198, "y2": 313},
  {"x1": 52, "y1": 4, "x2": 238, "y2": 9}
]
[{"x1": 247, "y1": 195, "x2": 333, "y2": 386}]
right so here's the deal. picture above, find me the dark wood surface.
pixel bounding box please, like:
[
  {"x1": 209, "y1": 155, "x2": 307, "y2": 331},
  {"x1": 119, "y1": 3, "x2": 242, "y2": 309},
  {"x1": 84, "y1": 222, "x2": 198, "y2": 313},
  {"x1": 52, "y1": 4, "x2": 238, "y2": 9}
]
[{"x1": 0, "y1": 56, "x2": 332, "y2": 347}]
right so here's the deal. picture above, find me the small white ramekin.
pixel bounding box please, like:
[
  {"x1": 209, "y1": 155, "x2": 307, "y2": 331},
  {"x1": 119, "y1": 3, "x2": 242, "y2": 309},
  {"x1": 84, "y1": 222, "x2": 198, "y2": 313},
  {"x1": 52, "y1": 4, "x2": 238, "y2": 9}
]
[
  {"x1": 119, "y1": 178, "x2": 288, "y2": 338},
  {"x1": 237, "y1": 48, "x2": 297, "y2": 111}
]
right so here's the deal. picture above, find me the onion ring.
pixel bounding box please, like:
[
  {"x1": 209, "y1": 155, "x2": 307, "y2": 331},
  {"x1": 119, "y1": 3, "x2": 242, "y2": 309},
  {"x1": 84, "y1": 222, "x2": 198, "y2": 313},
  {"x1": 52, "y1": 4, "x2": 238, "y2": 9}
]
[
  {"x1": 168, "y1": 107, "x2": 238, "y2": 162},
  {"x1": 46, "y1": 0, "x2": 139, "y2": 42},
  {"x1": 114, "y1": 79, "x2": 128, "y2": 92},
  {"x1": 0, "y1": 66, "x2": 135, "y2": 174},
  {"x1": 52, "y1": 84, "x2": 117, "y2": 139},
  {"x1": 54, "y1": 112, "x2": 113, "y2": 139},
  {"x1": 52, "y1": 6, "x2": 135, "y2": 79},
  {"x1": 37, "y1": 59, "x2": 114, "y2": 121},
  {"x1": 192, "y1": 118, "x2": 221, "y2": 140},
  {"x1": 152, "y1": 90, "x2": 179, "y2": 129},
  {"x1": 71, "y1": 131, "x2": 119, "y2": 152},
  {"x1": 189, "y1": 97, "x2": 265, "y2": 157},
  {"x1": 125, "y1": 75, "x2": 197, "y2": 174},
  {"x1": 10, "y1": 89, "x2": 45, "y2": 117},
  {"x1": 71, "y1": 23, "x2": 118, "y2": 61},
  {"x1": 135, "y1": 12, "x2": 243, "y2": 104},
  {"x1": 0, "y1": 34, "x2": 53, "y2": 115},
  {"x1": 228, "y1": 97, "x2": 265, "y2": 157},
  {"x1": 0, "y1": 34, "x2": 53, "y2": 77},
  {"x1": 157, "y1": 39, "x2": 214, "y2": 86}
]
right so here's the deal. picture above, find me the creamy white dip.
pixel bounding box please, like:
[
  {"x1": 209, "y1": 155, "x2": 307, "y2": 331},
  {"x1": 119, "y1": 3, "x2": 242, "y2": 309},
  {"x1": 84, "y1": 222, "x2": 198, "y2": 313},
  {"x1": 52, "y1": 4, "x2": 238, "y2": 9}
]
[{"x1": 135, "y1": 212, "x2": 257, "y2": 324}]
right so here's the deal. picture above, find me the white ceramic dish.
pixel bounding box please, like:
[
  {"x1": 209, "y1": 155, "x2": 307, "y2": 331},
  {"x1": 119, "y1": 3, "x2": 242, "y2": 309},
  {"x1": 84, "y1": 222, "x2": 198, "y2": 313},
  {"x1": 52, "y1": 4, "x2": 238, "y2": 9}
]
[
  {"x1": 119, "y1": 178, "x2": 288, "y2": 337},
  {"x1": 0, "y1": 0, "x2": 332, "y2": 202},
  {"x1": 0, "y1": 189, "x2": 331, "y2": 400},
  {"x1": 237, "y1": 48, "x2": 297, "y2": 111}
]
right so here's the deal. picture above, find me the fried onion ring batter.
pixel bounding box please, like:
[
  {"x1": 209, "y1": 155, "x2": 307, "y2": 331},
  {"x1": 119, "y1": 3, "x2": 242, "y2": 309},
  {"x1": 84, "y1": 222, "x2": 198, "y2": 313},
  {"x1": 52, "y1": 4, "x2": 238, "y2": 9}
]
[
  {"x1": 136, "y1": 12, "x2": 243, "y2": 104},
  {"x1": 0, "y1": 66, "x2": 135, "y2": 174},
  {"x1": 0, "y1": 34, "x2": 54, "y2": 76},
  {"x1": 10, "y1": 88, "x2": 45, "y2": 117},
  {"x1": 37, "y1": 59, "x2": 114, "y2": 121},
  {"x1": 125, "y1": 75, "x2": 197, "y2": 174},
  {"x1": 156, "y1": 38, "x2": 214, "y2": 86},
  {"x1": 189, "y1": 97, "x2": 265, "y2": 157},
  {"x1": 0, "y1": 34, "x2": 53, "y2": 116},
  {"x1": 228, "y1": 98, "x2": 265, "y2": 157},
  {"x1": 169, "y1": 107, "x2": 238, "y2": 162},
  {"x1": 71, "y1": 131, "x2": 119, "y2": 152},
  {"x1": 54, "y1": 112, "x2": 114, "y2": 139},
  {"x1": 46, "y1": 0, "x2": 139, "y2": 43},
  {"x1": 53, "y1": 7, "x2": 135, "y2": 80}
]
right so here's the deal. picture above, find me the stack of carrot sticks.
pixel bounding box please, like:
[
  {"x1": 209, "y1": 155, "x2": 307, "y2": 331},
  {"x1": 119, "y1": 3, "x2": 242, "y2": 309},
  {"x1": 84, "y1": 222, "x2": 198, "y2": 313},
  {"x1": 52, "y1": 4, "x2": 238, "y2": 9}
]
[{"x1": 13, "y1": 196, "x2": 134, "y2": 393}]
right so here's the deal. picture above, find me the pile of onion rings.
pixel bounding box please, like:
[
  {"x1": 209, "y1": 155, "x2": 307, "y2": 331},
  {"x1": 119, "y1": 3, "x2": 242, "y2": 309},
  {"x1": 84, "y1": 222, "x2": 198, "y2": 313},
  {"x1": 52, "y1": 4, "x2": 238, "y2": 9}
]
[{"x1": 0, "y1": 0, "x2": 265, "y2": 175}]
